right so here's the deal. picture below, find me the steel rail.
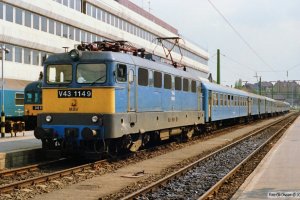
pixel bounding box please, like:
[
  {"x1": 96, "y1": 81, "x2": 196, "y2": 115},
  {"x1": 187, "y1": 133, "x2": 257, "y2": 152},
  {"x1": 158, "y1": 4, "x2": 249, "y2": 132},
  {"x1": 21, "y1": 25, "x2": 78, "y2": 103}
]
[
  {"x1": 0, "y1": 159, "x2": 106, "y2": 194},
  {"x1": 120, "y1": 113, "x2": 296, "y2": 200},
  {"x1": 198, "y1": 114, "x2": 298, "y2": 200},
  {"x1": 0, "y1": 158, "x2": 67, "y2": 178}
]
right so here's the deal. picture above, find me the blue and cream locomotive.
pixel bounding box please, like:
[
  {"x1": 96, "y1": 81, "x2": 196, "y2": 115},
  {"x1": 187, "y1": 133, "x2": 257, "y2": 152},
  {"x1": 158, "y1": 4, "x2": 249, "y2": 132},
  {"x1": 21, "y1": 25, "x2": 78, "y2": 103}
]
[{"x1": 34, "y1": 41, "x2": 205, "y2": 156}]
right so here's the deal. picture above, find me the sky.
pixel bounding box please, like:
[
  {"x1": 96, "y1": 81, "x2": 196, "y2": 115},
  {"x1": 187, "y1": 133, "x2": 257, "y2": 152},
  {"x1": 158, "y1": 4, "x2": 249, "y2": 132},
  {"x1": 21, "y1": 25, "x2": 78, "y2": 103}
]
[{"x1": 129, "y1": 0, "x2": 300, "y2": 86}]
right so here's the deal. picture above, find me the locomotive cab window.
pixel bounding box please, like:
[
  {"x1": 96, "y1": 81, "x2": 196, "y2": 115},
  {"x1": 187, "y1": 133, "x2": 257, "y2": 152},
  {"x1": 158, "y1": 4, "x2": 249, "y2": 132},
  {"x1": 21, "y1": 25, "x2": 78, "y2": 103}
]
[
  {"x1": 77, "y1": 63, "x2": 106, "y2": 84},
  {"x1": 117, "y1": 64, "x2": 127, "y2": 82},
  {"x1": 47, "y1": 64, "x2": 72, "y2": 84}
]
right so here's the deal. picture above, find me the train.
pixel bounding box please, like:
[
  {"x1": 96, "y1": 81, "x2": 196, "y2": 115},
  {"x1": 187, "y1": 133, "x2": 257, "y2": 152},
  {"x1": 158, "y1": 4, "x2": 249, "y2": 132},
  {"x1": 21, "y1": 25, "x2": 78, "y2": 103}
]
[
  {"x1": 34, "y1": 41, "x2": 290, "y2": 158},
  {"x1": 24, "y1": 81, "x2": 43, "y2": 130},
  {"x1": 0, "y1": 79, "x2": 30, "y2": 121}
]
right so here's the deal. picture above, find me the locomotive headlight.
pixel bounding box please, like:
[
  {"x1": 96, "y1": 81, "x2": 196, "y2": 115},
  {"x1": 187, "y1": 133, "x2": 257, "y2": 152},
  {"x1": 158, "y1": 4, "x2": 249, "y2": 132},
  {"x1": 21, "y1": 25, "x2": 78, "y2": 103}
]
[
  {"x1": 91, "y1": 115, "x2": 98, "y2": 123},
  {"x1": 69, "y1": 49, "x2": 81, "y2": 61},
  {"x1": 45, "y1": 115, "x2": 52, "y2": 123}
]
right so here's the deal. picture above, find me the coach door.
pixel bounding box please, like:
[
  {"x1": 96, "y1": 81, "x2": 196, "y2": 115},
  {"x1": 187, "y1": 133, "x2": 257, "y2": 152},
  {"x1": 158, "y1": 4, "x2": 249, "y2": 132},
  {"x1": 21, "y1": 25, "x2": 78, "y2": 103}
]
[
  {"x1": 127, "y1": 66, "x2": 136, "y2": 112},
  {"x1": 208, "y1": 90, "x2": 212, "y2": 121},
  {"x1": 248, "y1": 97, "x2": 251, "y2": 115}
]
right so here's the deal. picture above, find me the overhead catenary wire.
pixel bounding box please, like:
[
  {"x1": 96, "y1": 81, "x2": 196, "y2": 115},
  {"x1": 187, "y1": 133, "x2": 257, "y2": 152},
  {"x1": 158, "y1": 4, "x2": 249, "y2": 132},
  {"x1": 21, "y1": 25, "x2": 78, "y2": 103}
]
[{"x1": 207, "y1": 0, "x2": 278, "y2": 74}]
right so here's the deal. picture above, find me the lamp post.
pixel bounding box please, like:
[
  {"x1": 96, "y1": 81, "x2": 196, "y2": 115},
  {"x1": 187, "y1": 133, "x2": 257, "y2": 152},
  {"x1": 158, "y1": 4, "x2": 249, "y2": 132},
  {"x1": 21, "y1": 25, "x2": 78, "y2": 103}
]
[{"x1": 0, "y1": 45, "x2": 10, "y2": 138}]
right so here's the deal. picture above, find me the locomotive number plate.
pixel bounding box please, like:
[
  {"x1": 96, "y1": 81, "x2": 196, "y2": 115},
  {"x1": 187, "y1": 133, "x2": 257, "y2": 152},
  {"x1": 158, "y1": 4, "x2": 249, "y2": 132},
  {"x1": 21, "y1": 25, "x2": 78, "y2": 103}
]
[{"x1": 58, "y1": 89, "x2": 92, "y2": 98}]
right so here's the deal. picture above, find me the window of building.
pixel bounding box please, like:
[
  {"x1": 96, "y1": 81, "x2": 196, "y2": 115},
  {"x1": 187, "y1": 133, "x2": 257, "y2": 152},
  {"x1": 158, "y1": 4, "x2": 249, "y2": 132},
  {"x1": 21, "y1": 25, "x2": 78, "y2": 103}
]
[
  {"x1": 24, "y1": 48, "x2": 31, "y2": 64},
  {"x1": 41, "y1": 16, "x2": 47, "y2": 32},
  {"x1": 15, "y1": 46, "x2": 22, "y2": 63},
  {"x1": 24, "y1": 11, "x2": 31, "y2": 27},
  {"x1": 102, "y1": 10, "x2": 106, "y2": 22},
  {"x1": 97, "y1": 8, "x2": 101, "y2": 20},
  {"x1": 183, "y1": 78, "x2": 189, "y2": 91},
  {"x1": 92, "y1": 6, "x2": 96, "y2": 18},
  {"x1": 86, "y1": 32, "x2": 91, "y2": 42},
  {"x1": 32, "y1": 50, "x2": 39, "y2": 65},
  {"x1": 138, "y1": 68, "x2": 148, "y2": 86},
  {"x1": 63, "y1": 24, "x2": 68, "y2": 38},
  {"x1": 86, "y1": 3, "x2": 91, "y2": 16},
  {"x1": 81, "y1": 31, "x2": 86, "y2": 42},
  {"x1": 6, "y1": 4, "x2": 13, "y2": 22},
  {"x1": 15, "y1": 93, "x2": 24, "y2": 106},
  {"x1": 5, "y1": 44, "x2": 13, "y2": 61},
  {"x1": 116, "y1": 64, "x2": 127, "y2": 82},
  {"x1": 75, "y1": 28, "x2": 80, "y2": 41},
  {"x1": 56, "y1": 21, "x2": 61, "y2": 36},
  {"x1": 49, "y1": 19, "x2": 54, "y2": 34},
  {"x1": 70, "y1": 0, "x2": 75, "y2": 9},
  {"x1": 0, "y1": 2, "x2": 3, "y2": 20},
  {"x1": 15, "y1": 7, "x2": 23, "y2": 25},
  {"x1": 75, "y1": 0, "x2": 81, "y2": 12},
  {"x1": 69, "y1": 26, "x2": 74, "y2": 40},
  {"x1": 164, "y1": 74, "x2": 172, "y2": 89},
  {"x1": 154, "y1": 71, "x2": 162, "y2": 88},
  {"x1": 191, "y1": 80, "x2": 196, "y2": 93},
  {"x1": 63, "y1": 0, "x2": 68, "y2": 6},
  {"x1": 33, "y1": 14, "x2": 40, "y2": 30},
  {"x1": 175, "y1": 77, "x2": 182, "y2": 91}
]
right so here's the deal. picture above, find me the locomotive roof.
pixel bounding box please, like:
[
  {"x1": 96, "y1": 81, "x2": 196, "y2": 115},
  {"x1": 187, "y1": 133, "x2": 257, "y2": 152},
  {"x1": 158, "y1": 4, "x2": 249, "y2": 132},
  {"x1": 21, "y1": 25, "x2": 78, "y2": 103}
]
[
  {"x1": 45, "y1": 50, "x2": 203, "y2": 81},
  {"x1": 24, "y1": 81, "x2": 42, "y2": 91}
]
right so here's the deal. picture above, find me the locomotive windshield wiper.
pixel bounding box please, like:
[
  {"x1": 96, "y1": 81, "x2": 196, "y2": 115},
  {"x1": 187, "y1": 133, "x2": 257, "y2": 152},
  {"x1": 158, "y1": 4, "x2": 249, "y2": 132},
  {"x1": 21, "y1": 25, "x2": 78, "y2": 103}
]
[{"x1": 90, "y1": 75, "x2": 106, "y2": 85}]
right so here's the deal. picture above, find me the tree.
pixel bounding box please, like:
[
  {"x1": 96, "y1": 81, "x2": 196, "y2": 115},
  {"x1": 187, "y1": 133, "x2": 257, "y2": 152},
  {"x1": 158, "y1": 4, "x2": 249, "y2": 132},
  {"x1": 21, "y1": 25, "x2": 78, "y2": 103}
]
[{"x1": 234, "y1": 79, "x2": 243, "y2": 89}]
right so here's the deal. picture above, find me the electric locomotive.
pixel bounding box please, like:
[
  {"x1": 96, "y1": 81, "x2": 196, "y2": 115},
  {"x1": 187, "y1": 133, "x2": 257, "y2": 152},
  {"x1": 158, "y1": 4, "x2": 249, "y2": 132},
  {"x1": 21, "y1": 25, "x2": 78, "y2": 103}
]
[
  {"x1": 24, "y1": 81, "x2": 43, "y2": 130},
  {"x1": 34, "y1": 41, "x2": 205, "y2": 157}
]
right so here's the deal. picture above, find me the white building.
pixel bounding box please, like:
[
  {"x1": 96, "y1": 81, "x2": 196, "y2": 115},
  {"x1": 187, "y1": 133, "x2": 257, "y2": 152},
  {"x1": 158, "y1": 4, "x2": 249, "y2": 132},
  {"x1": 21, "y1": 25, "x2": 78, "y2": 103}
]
[{"x1": 0, "y1": 0, "x2": 209, "y2": 82}]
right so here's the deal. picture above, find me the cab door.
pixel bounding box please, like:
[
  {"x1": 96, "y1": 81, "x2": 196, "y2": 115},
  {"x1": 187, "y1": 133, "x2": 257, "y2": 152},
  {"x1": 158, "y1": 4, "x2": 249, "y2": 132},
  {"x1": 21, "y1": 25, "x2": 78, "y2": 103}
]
[{"x1": 127, "y1": 65, "x2": 136, "y2": 112}]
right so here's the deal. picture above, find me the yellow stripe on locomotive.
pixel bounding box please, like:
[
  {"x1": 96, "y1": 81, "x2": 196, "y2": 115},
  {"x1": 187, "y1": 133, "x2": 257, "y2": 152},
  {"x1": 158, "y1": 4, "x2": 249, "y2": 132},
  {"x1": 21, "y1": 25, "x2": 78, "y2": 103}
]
[
  {"x1": 24, "y1": 104, "x2": 43, "y2": 116},
  {"x1": 43, "y1": 87, "x2": 115, "y2": 113}
]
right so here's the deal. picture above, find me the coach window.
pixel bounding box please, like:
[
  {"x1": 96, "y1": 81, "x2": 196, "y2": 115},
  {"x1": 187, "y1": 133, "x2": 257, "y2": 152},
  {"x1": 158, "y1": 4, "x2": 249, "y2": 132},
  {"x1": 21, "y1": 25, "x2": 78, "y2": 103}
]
[
  {"x1": 220, "y1": 94, "x2": 223, "y2": 106},
  {"x1": 216, "y1": 93, "x2": 219, "y2": 106},
  {"x1": 154, "y1": 71, "x2": 162, "y2": 88},
  {"x1": 116, "y1": 64, "x2": 127, "y2": 82},
  {"x1": 175, "y1": 77, "x2": 182, "y2": 91},
  {"x1": 183, "y1": 78, "x2": 189, "y2": 92},
  {"x1": 164, "y1": 74, "x2": 172, "y2": 89},
  {"x1": 138, "y1": 68, "x2": 148, "y2": 86},
  {"x1": 228, "y1": 95, "x2": 231, "y2": 106},
  {"x1": 15, "y1": 93, "x2": 24, "y2": 106}
]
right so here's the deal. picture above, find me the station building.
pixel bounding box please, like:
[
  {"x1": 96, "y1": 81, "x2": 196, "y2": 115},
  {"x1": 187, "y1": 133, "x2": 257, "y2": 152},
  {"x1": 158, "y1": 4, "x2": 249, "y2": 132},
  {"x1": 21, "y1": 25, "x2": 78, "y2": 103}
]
[{"x1": 0, "y1": 0, "x2": 209, "y2": 116}]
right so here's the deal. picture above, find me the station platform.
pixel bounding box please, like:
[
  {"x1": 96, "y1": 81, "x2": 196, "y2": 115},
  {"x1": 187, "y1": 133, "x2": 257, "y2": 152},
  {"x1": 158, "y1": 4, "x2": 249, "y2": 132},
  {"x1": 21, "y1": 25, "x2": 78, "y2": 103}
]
[
  {"x1": 0, "y1": 131, "x2": 42, "y2": 169},
  {"x1": 232, "y1": 116, "x2": 300, "y2": 200}
]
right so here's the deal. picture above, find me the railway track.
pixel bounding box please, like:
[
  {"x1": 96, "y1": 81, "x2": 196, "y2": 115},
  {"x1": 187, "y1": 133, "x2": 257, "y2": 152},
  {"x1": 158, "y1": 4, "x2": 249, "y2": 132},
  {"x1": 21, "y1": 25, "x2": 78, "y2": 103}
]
[
  {"x1": 120, "y1": 113, "x2": 298, "y2": 200},
  {"x1": 0, "y1": 158, "x2": 107, "y2": 194},
  {"x1": 0, "y1": 114, "x2": 293, "y2": 199}
]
